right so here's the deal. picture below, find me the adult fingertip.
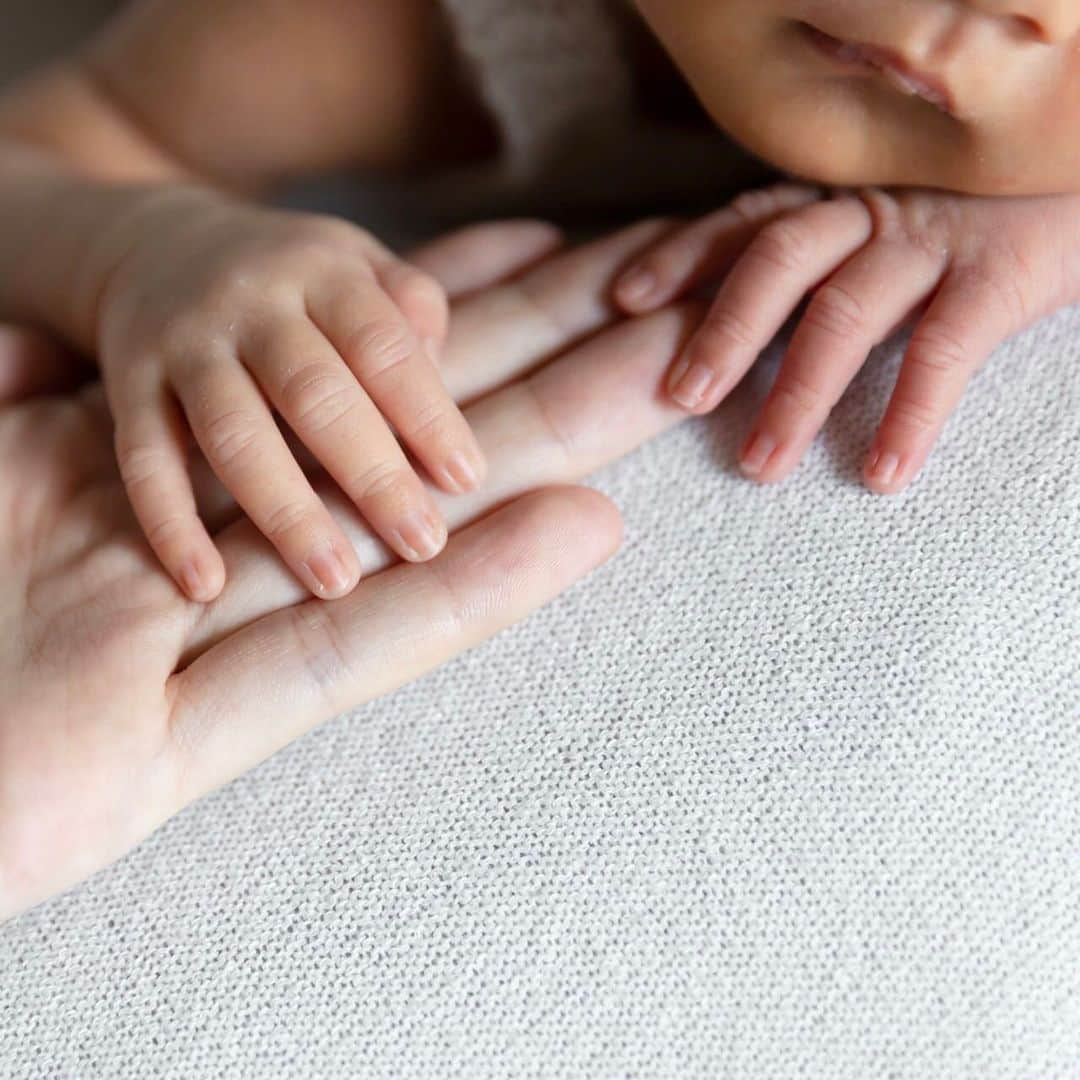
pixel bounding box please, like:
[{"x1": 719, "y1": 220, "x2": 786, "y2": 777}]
[{"x1": 546, "y1": 485, "x2": 625, "y2": 566}]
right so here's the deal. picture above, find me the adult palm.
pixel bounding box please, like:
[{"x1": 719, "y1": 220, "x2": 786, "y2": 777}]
[{"x1": 0, "y1": 219, "x2": 697, "y2": 920}]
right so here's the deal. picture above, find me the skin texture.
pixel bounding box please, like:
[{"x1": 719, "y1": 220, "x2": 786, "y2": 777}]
[
  {"x1": 0, "y1": 0, "x2": 493, "y2": 604},
  {"x1": 632, "y1": 0, "x2": 1080, "y2": 195},
  {"x1": 0, "y1": 220, "x2": 701, "y2": 921},
  {"x1": 621, "y1": 0, "x2": 1080, "y2": 491}
]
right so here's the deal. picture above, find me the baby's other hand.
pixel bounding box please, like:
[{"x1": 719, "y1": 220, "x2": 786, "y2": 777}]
[
  {"x1": 98, "y1": 191, "x2": 485, "y2": 601},
  {"x1": 616, "y1": 182, "x2": 1079, "y2": 493}
]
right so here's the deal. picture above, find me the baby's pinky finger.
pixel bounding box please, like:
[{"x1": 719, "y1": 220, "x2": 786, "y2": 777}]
[
  {"x1": 115, "y1": 397, "x2": 225, "y2": 602},
  {"x1": 865, "y1": 274, "x2": 1013, "y2": 493}
]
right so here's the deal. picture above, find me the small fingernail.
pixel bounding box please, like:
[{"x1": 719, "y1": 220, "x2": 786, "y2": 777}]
[
  {"x1": 740, "y1": 431, "x2": 777, "y2": 477},
  {"x1": 394, "y1": 510, "x2": 447, "y2": 562},
  {"x1": 304, "y1": 541, "x2": 355, "y2": 598},
  {"x1": 618, "y1": 268, "x2": 657, "y2": 307},
  {"x1": 443, "y1": 449, "x2": 482, "y2": 493},
  {"x1": 179, "y1": 561, "x2": 210, "y2": 602},
  {"x1": 670, "y1": 359, "x2": 717, "y2": 411},
  {"x1": 865, "y1": 448, "x2": 901, "y2": 487}
]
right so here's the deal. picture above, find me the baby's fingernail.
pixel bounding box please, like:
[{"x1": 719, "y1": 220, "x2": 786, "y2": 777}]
[
  {"x1": 179, "y1": 561, "x2": 211, "y2": 602},
  {"x1": 304, "y1": 541, "x2": 355, "y2": 598},
  {"x1": 394, "y1": 510, "x2": 447, "y2": 562},
  {"x1": 740, "y1": 431, "x2": 777, "y2": 477},
  {"x1": 443, "y1": 449, "x2": 482, "y2": 493},
  {"x1": 865, "y1": 448, "x2": 901, "y2": 487},
  {"x1": 618, "y1": 268, "x2": 657, "y2": 307},
  {"x1": 669, "y1": 358, "x2": 717, "y2": 411}
]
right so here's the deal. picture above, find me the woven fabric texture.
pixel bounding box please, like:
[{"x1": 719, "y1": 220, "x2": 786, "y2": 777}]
[
  {"x1": 2, "y1": 1, "x2": 1080, "y2": 1076},
  {"x1": 2, "y1": 304, "x2": 1078, "y2": 1079}
]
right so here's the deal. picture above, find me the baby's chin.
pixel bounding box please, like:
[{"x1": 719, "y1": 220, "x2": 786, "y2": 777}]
[
  {"x1": 709, "y1": 84, "x2": 948, "y2": 190},
  {"x1": 710, "y1": 86, "x2": 1071, "y2": 198}
]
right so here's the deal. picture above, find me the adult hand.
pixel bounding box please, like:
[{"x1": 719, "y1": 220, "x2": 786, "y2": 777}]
[{"x1": 0, "y1": 219, "x2": 699, "y2": 920}]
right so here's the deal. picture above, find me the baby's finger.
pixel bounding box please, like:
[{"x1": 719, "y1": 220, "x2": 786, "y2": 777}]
[
  {"x1": 375, "y1": 260, "x2": 450, "y2": 356},
  {"x1": 113, "y1": 379, "x2": 225, "y2": 602},
  {"x1": 740, "y1": 240, "x2": 943, "y2": 483},
  {"x1": 353, "y1": 236, "x2": 450, "y2": 352},
  {"x1": 666, "y1": 196, "x2": 874, "y2": 415},
  {"x1": 615, "y1": 184, "x2": 824, "y2": 313},
  {"x1": 308, "y1": 276, "x2": 486, "y2": 494},
  {"x1": 177, "y1": 363, "x2": 361, "y2": 599},
  {"x1": 865, "y1": 270, "x2": 1016, "y2": 494},
  {"x1": 242, "y1": 317, "x2": 450, "y2": 563}
]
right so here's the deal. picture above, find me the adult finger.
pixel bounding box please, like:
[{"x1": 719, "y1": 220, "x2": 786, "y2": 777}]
[
  {"x1": 440, "y1": 218, "x2": 676, "y2": 404},
  {"x1": 183, "y1": 304, "x2": 700, "y2": 658},
  {"x1": 168, "y1": 486, "x2": 623, "y2": 804},
  {"x1": 165, "y1": 221, "x2": 673, "y2": 538},
  {"x1": 407, "y1": 221, "x2": 566, "y2": 300}
]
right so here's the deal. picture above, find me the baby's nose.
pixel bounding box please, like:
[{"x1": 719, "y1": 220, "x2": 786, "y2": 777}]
[{"x1": 963, "y1": 0, "x2": 1080, "y2": 43}]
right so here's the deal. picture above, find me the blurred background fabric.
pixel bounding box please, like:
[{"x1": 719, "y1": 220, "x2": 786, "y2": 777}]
[{"x1": 1, "y1": 5, "x2": 1079, "y2": 1079}]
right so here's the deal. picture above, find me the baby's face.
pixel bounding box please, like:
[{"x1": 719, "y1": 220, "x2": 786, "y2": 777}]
[{"x1": 633, "y1": 0, "x2": 1080, "y2": 195}]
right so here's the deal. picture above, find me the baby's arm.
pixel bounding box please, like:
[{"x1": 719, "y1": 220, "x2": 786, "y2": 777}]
[{"x1": 0, "y1": 0, "x2": 491, "y2": 600}]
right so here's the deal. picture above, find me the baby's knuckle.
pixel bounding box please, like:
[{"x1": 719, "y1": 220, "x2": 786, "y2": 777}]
[
  {"x1": 115, "y1": 441, "x2": 167, "y2": 488},
  {"x1": 263, "y1": 499, "x2": 315, "y2": 540},
  {"x1": 201, "y1": 408, "x2": 262, "y2": 467},
  {"x1": 885, "y1": 393, "x2": 940, "y2": 435},
  {"x1": 145, "y1": 514, "x2": 191, "y2": 549},
  {"x1": 959, "y1": 254, "x2": 1030, "y2": 325},
  {"x1": 404, "y1": 401, "x2": 451, "y2": 443},
  {"x1": 771, "y1": 370, "x2": 825, "y2": 419},
  {"x1": 908, "y1": 320, "x2": 971, "y2": 372},
  {"x1": 280, "y1": 364, "x2": 356, "y2": 433},
  {"x1": 703, "y1": 305, "x2": 759, "y2": 351},
  {"x1": 348, "y1": 460, "x2": 408, "y2": 505},
  {"x1": 750, "y1": 218, "x2": 812, "y2": 274},
  {"x1": 805, "y1": 281, "x2": 868, "y2": 340},
  {"x1": 157, "y1": 313, "x2": 214, "y2": 359},
  {"x1": 349, "y1": 319, "x2": 414, "y2": 377}
]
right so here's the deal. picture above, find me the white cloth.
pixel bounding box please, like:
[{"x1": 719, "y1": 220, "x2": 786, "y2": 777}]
[
  {"x1": 2, "y1": 309, "x2": 1078, "y2": 1079},
  {"x1": 2, "y1": 2, "x2": 1079, "y2": 1076}
]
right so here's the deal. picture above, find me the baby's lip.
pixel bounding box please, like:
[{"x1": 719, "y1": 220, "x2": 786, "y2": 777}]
[{"x1": 801, "y1": 23, "x2": 959, "y2": 117}]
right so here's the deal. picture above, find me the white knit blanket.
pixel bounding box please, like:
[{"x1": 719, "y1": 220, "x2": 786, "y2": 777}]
[
  {"x1": 2, "y1": 1, "x2": 1080, "y2": 1076},
  {"x1": 2, "y1": 305, "x2": 1078, "y2": 1079}
]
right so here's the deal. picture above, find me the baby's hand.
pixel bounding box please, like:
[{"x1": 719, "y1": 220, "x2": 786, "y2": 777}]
[
  {"x1": 616, "y1": 183, "x2": 1078, "y2": 493},
  {"x1": 97, "y1": 190, "x2": 485, "y2": 601}
]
